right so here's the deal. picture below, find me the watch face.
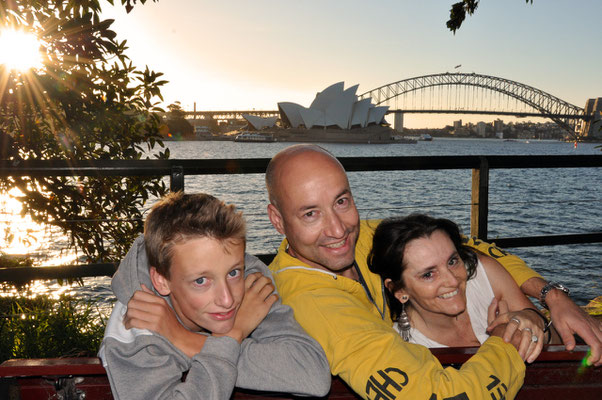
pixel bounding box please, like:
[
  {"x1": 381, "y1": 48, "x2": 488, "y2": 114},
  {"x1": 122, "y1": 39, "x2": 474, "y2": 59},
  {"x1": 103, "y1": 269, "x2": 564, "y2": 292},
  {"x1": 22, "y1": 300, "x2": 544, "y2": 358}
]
[{"x1": 550, "y1": 282, "x2": 570, "y2": 293}]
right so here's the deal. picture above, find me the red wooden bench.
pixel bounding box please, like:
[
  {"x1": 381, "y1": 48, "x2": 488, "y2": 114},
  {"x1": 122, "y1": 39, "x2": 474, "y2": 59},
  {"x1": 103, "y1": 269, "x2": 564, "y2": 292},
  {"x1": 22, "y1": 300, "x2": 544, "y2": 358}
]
[{"x1": 0, "y1": 345, "x2": 599, "y2": 399}]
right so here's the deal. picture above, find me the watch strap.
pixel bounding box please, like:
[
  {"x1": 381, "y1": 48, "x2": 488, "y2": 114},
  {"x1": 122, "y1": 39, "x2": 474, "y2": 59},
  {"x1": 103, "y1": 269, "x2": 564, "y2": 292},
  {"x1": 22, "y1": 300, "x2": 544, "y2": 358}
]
[{"x1": 540, "y1": 281, "x2": 570, "y2": 309}]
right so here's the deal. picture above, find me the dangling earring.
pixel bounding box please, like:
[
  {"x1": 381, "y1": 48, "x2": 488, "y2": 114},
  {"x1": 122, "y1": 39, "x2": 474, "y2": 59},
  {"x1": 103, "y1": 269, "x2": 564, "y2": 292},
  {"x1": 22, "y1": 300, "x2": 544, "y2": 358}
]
[{"x1": 398, "y1": 296, "x2": 411, "y2": 342}]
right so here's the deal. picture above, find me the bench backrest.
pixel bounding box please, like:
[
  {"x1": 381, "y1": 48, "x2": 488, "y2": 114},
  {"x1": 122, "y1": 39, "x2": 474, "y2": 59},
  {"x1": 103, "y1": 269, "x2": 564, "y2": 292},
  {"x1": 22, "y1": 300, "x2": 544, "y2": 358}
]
[{"x1": 0, "y1": 346, "x2": 599, "y2": 400}]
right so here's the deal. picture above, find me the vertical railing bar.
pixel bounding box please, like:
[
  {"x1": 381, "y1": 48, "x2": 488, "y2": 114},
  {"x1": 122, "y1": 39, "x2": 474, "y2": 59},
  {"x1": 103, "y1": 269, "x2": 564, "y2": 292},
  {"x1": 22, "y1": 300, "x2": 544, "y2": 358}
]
[
  {"x1": 470, "y1": 156, "x2": 489, "y2": 240},
  {"x1": 170, "y1": 165, "x2": 184, "y2": 192}
]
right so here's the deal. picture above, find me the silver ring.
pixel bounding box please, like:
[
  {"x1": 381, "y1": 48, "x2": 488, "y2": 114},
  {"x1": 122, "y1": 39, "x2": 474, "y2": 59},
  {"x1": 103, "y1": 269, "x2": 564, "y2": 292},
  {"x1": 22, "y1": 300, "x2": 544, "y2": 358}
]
[
  {"x1": 523, "y1": 327, "x2": 533, "y2": 334},
  {"x1": 531, "y1": 334, "x2": 538, "y2": 343},
  {"x1": 510, "y1": 317, "x2": 521, "y2": 325}
]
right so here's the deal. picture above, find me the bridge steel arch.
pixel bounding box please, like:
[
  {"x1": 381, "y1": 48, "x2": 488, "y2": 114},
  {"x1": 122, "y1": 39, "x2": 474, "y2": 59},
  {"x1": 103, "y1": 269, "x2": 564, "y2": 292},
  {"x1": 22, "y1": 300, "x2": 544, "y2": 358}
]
[{"x1": 359, "y1": 73, "x2": 584, "y2": 134}]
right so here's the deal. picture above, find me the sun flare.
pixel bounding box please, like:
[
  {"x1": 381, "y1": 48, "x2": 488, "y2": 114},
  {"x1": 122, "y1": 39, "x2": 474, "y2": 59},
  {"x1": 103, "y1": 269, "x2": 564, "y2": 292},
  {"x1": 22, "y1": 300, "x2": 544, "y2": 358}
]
[{"x1": 0, "y1": 28, "x2": 43, "y2": 71}]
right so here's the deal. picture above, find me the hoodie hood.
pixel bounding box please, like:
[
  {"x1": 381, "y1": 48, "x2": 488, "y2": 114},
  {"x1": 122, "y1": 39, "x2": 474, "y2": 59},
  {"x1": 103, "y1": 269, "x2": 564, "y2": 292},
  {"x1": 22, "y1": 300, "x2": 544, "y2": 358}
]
[{"x1": 111, "y1": 235, "x2": 153, "y2": 304}]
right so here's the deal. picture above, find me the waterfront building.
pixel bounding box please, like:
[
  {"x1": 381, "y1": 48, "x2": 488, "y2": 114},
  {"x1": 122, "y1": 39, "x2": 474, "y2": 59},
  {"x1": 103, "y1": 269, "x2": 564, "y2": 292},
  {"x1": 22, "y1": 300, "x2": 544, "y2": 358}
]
[
  {"x1": 277, "y1": 82, "x2": 388, "y2": 130},
  {"x1": 476, "y1": 121, "x2": 487, "y2": 137},
  {"x1": 494, "y1": 119, "x2": 504, "y2": 133},
  {"x1": 194, "y1": 125, "x2": 212, "y2": 137},
  {"x1": 241, "y1": 114, "x2": 278, "y2": 130}
]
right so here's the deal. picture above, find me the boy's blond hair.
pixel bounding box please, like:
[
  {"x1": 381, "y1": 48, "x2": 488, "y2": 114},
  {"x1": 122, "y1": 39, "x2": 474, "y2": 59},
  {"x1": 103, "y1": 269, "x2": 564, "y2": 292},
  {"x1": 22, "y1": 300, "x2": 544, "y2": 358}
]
[{"x1": 144, "y1": 191, "x2": 246, "y2": 278}]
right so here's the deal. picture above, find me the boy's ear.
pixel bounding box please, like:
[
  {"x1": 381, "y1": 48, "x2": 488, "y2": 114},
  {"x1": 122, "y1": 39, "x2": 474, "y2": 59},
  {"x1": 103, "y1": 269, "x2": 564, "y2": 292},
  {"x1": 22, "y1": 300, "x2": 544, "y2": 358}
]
[
  {"x1": 267, "y1": 204, "x2": 285, "y2": 235},
  {"x1": 150, "y1": 267, "x2": 171, "y2": 296}
]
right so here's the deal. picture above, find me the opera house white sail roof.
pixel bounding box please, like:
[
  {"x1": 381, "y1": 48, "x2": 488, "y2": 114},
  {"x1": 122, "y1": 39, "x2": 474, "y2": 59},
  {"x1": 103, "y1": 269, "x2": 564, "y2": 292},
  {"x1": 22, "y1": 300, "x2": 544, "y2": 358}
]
[
  {"x1": 241, "y1": 114, "x2": 278, "y2": 130},
  {"x1": 278, "y1": 82, "x2": 388, "y2": 130}
]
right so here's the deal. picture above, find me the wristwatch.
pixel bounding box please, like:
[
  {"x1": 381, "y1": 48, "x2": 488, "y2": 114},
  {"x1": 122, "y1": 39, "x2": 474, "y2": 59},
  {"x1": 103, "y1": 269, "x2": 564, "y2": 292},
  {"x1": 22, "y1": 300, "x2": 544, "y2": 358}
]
[{"x1": 540, "y1": 281, "x2": 570, "y2": 309}]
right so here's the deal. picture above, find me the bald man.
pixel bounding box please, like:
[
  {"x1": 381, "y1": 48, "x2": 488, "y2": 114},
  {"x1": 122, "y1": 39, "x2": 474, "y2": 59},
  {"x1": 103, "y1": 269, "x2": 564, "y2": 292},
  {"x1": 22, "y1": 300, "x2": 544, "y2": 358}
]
[{"x1": 265, "y1": 144, "x2": 601, "y2": 400}]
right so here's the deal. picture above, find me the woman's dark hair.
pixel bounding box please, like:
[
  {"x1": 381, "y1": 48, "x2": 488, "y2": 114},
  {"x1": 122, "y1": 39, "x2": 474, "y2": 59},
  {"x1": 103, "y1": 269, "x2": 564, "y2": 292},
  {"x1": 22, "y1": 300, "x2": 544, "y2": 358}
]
[{"x1": 367, "y1": 213, "x2": 477, "y2": 320}]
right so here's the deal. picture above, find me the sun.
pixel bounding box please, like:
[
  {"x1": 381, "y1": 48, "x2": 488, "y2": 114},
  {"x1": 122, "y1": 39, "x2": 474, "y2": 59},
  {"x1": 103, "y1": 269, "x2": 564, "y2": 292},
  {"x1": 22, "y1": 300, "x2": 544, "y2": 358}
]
[{"x1": 0, "y1": 28, "x2": 43, "y2": 71}]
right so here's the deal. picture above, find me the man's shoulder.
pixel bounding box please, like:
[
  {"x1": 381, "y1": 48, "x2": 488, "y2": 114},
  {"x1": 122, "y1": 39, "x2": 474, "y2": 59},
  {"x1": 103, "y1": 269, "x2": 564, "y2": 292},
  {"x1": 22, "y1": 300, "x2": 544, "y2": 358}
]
[
  {"x1": 359, "y1": 219, "x2": 380, "y2": 237},
  {"x1": 355, "y1": 219, "x2": 381, "y2": 255}
]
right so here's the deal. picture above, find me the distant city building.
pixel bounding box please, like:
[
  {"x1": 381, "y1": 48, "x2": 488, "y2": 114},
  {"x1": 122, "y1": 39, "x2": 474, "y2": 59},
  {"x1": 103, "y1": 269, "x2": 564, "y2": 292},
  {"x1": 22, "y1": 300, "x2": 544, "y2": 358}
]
[
  {"x1": 278, "y1": 82, "x2": 388, "y2": 130},
  {"x1": 494, "y1": 119, "x2": 504, "y2": 133},
  {"x1": 194, "y1": 125, "x2": 211, "y2": 136},
  {"x1": 476, "y1": 122, "x2": 487, "y2": 137},
  {"x1": 453, "y1": 120, "x2": 462, "y2": 130}
]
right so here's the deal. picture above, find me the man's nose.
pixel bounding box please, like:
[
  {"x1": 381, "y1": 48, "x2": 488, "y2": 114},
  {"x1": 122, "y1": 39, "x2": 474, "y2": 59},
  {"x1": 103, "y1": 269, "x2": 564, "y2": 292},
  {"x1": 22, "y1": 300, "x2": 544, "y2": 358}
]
[{"x1": 324, "y1": 211, "x2": 345, "y2": 238}]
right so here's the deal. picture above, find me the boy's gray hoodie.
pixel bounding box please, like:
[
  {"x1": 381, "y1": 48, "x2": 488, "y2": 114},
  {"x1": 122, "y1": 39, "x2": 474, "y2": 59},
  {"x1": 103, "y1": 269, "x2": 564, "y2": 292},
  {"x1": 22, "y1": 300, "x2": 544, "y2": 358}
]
[{"x1": 99, "y1": 236, "x2": 330, "y2": 400}]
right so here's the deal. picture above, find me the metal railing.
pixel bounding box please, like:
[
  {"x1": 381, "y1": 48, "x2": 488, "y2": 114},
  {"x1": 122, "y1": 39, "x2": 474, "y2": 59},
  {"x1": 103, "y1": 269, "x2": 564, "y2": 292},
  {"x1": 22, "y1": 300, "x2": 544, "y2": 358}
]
[{"x1": 1, "y1": 155, "x2": 601, "y2": 283}]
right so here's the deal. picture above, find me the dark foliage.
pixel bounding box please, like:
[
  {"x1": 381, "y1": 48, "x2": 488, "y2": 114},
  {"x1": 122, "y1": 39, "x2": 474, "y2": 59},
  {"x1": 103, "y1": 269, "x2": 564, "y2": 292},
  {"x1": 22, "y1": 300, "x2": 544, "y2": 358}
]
[
  {"x1": 447, "y1": 1, "x2": 533, "y2": 33},
  {"x1": 0, "y1": 295, "x2": 109, "y2": 362},
  {"x1": 166, "y1": 101, "x2": 193, "y2": 138},
  {"x1": 0, "y1": 0, "x2": 169, "y2": 263}
]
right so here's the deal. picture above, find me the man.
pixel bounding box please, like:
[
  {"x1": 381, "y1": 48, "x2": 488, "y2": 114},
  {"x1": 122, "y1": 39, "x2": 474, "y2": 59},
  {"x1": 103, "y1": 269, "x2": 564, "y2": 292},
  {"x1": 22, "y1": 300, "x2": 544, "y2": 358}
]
[{"x1": 265, "y1": 144, "x2": 601, "y2": 400}]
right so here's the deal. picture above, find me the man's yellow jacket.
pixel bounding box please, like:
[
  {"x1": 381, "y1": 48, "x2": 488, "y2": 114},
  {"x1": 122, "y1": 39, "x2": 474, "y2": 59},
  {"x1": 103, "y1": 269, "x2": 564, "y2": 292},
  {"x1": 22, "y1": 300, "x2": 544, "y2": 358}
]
[{"x1": 269, "y1": 220, "x2": 541, "y2": 400}]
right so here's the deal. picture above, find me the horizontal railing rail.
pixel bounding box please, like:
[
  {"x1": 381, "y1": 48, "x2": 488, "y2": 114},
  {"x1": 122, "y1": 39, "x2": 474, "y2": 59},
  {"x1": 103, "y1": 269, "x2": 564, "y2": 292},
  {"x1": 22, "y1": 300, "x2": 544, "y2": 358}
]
[{"x1": 1, "y1": 155, "x2": 601, "y2": 283}]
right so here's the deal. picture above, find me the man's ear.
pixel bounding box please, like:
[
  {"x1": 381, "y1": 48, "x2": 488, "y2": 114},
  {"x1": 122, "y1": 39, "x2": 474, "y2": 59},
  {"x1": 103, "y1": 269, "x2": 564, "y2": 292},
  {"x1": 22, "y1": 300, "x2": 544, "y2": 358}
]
[
  {"x1": 150, "y1": 267, "x2": 171, "y2": 296},
  {"x1": 267, "y1": 203, "x2": 286, "y2": 235}
]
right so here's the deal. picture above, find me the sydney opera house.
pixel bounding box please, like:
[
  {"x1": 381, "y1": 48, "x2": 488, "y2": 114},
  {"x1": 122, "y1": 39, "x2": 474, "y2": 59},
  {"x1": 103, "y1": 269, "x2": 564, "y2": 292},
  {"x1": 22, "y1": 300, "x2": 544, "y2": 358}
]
[
  {"x1": 243, "y1": 82, "x2": 391, "y2": 132},
  {"x1": 277, "y1": 82, "x2": 388, "y2": 130}
]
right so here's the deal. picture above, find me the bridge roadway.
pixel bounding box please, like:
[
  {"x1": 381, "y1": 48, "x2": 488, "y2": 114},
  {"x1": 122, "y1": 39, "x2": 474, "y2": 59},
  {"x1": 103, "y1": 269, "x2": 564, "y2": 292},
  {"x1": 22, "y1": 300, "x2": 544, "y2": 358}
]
[
  {"x1": 183, "y1": 109, "x2": 588, "y2": 121},
  {"x1": 184, "y1": 110, "x2": 279, "y2": 120},
  {"x1": 387, "y1": 109, "x2": 591, "y2": 120}
]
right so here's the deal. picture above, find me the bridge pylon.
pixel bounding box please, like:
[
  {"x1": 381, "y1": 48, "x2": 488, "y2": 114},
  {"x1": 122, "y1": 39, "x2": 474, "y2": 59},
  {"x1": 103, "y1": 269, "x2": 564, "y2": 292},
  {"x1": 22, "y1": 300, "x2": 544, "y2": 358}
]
[
  {"x1": 394, "y1": 113, "x2": 404, "y2": 132},
  {"x1": 580, "y1": 98, "x2": 602, "y2": 138}
]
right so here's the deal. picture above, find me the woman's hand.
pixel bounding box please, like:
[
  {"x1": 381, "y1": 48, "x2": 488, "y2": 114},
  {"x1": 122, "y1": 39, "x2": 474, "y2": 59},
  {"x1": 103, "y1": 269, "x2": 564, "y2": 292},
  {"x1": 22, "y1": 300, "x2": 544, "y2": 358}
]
[{"x1": 487, "y1": 298, "x2": 545, "y2": 363}]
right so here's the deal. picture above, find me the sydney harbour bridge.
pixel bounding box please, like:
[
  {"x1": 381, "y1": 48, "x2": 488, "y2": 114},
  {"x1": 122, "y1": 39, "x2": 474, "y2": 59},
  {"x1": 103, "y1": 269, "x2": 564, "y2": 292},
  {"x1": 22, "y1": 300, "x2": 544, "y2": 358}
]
[{"x1": 185, "y1": 73, "x2": 601, "y2": 138}]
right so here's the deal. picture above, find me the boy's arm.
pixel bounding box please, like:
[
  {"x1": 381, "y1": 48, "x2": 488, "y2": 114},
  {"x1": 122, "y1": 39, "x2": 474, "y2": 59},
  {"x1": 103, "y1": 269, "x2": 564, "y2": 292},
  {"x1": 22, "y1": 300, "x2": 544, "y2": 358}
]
[
  {"x1": 100, "y1": 302, "x2": 241, "y2": 399},
  {"x1": 124, "y1": 286, "x2": 207, "y2": 358},
  {"x1": 464, "y1": 236, "x2": 602, "y2": 366},
  {"x1": 234, "y1": 254, "x2": 331, "y2": 398}
]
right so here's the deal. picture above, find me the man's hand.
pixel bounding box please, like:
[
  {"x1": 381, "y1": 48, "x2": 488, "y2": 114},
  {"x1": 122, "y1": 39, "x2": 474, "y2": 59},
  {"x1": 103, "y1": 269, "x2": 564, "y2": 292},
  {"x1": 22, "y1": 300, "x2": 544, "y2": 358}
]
[
  {"x1": 521, "y1": 277, "x2": 602, "y2": 366},
  {"x1": 124, "y1": 284, "x2": 206, "y2": 358},
  {"x1": 546, "y1": 289, "x2": 602, "y2": 366},
  {"x1": 217, "y1": 272, "x2": 278, "y2": 343}
]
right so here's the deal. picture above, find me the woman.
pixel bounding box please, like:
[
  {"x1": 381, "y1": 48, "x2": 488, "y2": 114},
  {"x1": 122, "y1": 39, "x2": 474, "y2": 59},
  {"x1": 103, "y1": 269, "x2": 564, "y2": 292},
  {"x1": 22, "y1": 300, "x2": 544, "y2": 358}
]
[{"x1": 368, "y1": 214, "x2": 557, "y2": 363}]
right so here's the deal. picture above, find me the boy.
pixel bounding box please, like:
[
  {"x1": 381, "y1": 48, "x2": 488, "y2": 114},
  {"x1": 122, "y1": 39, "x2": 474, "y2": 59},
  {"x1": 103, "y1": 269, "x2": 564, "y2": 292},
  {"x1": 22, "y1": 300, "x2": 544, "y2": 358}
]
[{"x1": 99, "y1": 192, "x2": 330, "y2": 399}]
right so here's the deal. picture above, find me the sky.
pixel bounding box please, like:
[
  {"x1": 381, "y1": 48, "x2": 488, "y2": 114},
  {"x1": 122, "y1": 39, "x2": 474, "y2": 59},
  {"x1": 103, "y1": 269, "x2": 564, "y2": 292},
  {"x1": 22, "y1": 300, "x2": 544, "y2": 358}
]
[{"x1": 101, "y1": 0, "x2": 602, "y2": 129}]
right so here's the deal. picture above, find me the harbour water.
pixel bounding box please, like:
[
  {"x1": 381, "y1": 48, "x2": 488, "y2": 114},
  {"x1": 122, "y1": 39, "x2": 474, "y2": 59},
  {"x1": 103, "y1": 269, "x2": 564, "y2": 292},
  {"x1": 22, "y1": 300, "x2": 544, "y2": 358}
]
[{"x1": 2, "y1": 138, "x2": 601, "y2": 307}]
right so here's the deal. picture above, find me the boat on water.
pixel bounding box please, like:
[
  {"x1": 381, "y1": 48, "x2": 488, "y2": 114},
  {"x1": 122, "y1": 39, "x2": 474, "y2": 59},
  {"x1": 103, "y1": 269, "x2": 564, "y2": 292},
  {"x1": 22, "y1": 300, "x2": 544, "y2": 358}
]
[
  {"x1": 1, "y1": 345, "x2": 599, "y2": 399},
  {"x1": 420, "y1": 133, "x2": 433, "y2": 141},
  {"x1": 234, "y1": 132, "x2": 275, "y2": 142},
  {"x1": 392, "y1": 135, "x2": 418, "y2": 144}
]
